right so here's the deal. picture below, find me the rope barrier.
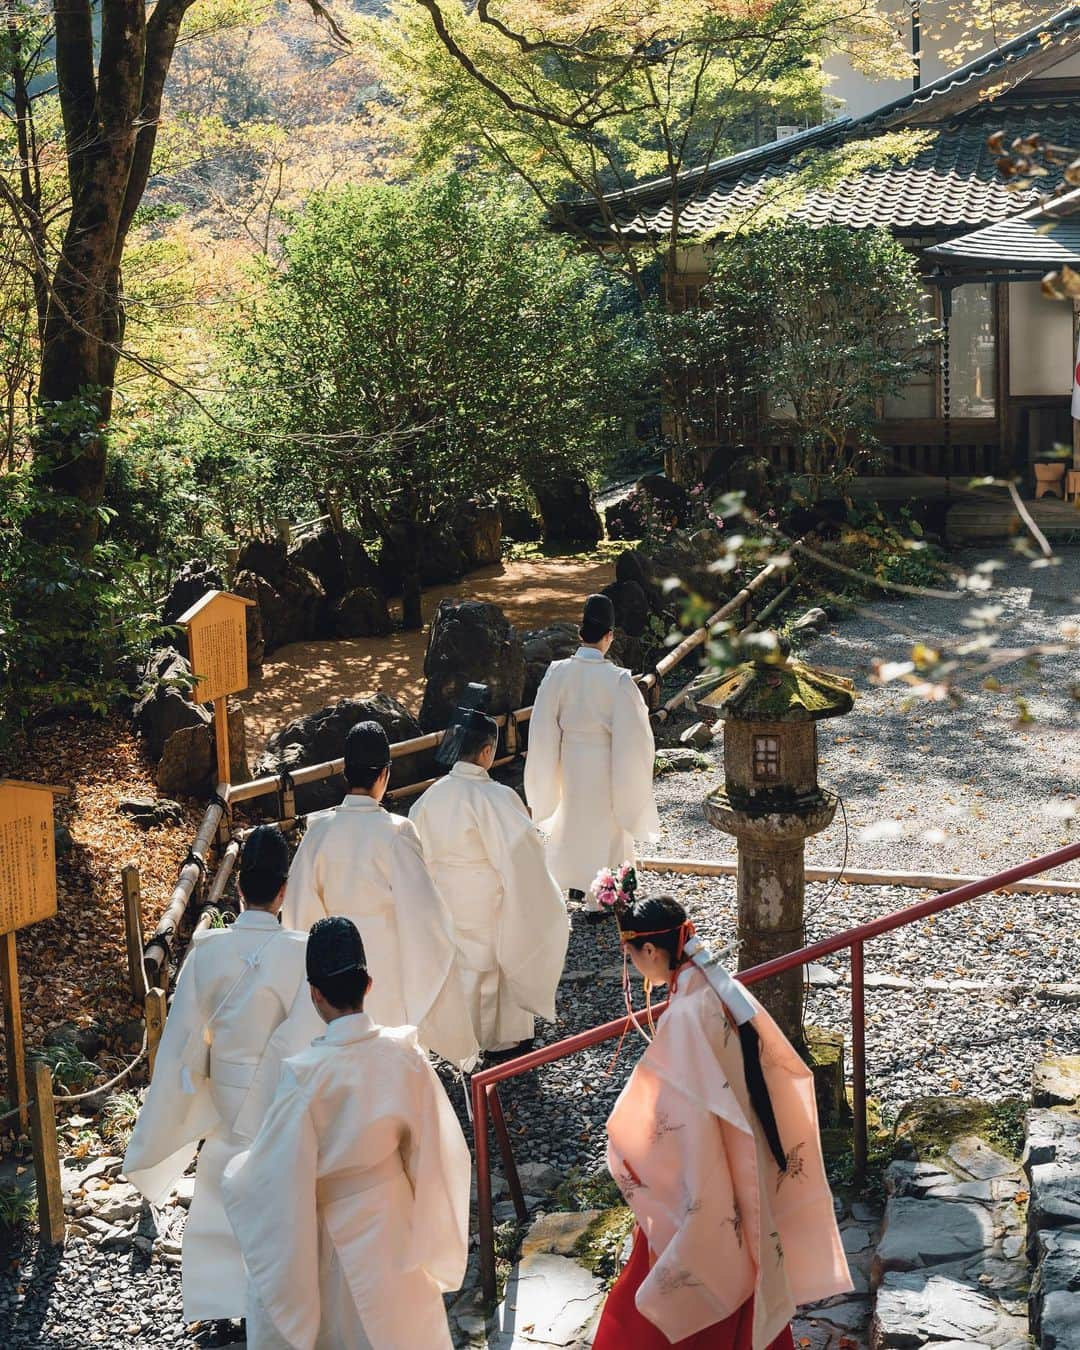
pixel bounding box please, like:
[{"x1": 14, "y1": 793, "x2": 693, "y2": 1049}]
[{"x1": 0, "y1": 1032, "x2": 149, "y2": 1129}]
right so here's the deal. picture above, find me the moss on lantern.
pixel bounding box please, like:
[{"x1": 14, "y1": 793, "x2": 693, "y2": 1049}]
[{"x1": 695, "y1": 655, "x2": 855, "y2": 724}]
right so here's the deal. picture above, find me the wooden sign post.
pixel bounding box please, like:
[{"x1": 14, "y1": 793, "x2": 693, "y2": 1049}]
[
  {"x1": 178, "y1": 590, "x2": 255, "y2": 789},
  {"x1": 0, "y1": 781, "x2": 65, "y2": 1132}
]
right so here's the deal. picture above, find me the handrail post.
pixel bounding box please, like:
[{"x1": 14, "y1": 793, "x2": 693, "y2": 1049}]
[
  {"x1": 474, "y1": 1075, "x2": 497, "y2": 1307},
  {"x1": 29, "y1": 1059, "x2": 65, "y2": 1246},
  {"x1": 851, "y1": 940, "x2": 868, "y2": 1182},
  {"x1": 488, "y1": 1085, "x2": 527, "y2": 1223}
]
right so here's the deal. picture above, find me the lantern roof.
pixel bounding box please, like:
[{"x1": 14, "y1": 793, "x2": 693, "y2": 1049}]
[{"x1": 695, "y1": 654, "x2": 855, "y2": 723}]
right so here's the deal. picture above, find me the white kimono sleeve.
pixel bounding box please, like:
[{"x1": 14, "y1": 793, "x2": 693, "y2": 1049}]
[
  {"x1": 232, "y1": 978, "x2": 324, "y2": 1144},
  {"x1": 523, "y1": 666, "x2": 562, "y2": 828},
  {"x1": 402, "y1": 1053, "x2": 472, "y2": 1292},
  {"x1": 123, "y1": 946, "x2": 220, "y2": 1205},
  {"x1": 480, "y1": 790, "x2": 568, "y2": 1023},
  {"x1": 611, "y1": 670, "x2": 661, "y2": 841},
  {"x1": 389, "y1": 823, "x2": 479, "y2": 1070},
  {"x1": 223, "y1": 1069, "x2": 321, "y2": 1350},
  {"x1": 282, "y1": 827, "x2": 328, "y2": 934}
]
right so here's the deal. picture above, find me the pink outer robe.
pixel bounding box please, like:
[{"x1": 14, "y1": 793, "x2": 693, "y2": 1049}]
[{"x1": 605, "y1": 968, "x2": 851, "y2": 1349}]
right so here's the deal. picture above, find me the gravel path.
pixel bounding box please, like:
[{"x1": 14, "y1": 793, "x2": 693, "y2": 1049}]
[{"x1": 4, "y1": 544, "x2": 1077, "y2": 1347}]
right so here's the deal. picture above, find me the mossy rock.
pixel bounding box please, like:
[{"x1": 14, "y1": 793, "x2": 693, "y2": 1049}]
[
  {"x1": 805, "y1": 1025, "x2": 850, "y2": 1128},
  {"x1": 574, "y1": 1205, "x2": 635, "y2": 1285},
  {"x1": 893, "y1": 1095, "x2": 1027, "y2": 1163}
]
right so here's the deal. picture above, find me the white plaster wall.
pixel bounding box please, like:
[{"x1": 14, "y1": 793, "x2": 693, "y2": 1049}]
[
  {"x1": 824, "y1": 0, "x2": 1067, "y2": 120},
  {"x1": 1008, "y1": 281, "x2": 1073, "y2": 396}
]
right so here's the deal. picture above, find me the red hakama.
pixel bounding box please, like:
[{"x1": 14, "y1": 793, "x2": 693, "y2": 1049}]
[{"x1": 593, "y1": 1229, "x2": 797, "y2": 1350}]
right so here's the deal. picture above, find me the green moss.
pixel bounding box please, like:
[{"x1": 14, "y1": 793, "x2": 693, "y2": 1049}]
[
  {"x1": 574, "y1": 1206, "x2": 635, "y2": 1285},
  {"x1": 892, "y1": 1095, "x2": 1027, "y2": 1163},
  {"x1": 700, "y1": 658, "x2": 855, "y2": 723},
  {"x1": 553, "y1": 1167, "x2": 624, "y2": 1212}
]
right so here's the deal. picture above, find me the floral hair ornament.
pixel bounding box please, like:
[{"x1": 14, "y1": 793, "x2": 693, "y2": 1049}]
[{"x1": 589, "y1": 861, "x2": 638, "y2": 915}]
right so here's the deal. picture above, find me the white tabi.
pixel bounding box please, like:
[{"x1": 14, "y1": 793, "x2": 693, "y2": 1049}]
[
  {"x1": 282, "y1": 795, "x2": 477, "y2": 1067},
  {"x1": 222, "y1": 1013, "x2": 471, "y2": 1350},
  {"x1": 410, "y1": 761, "x2": 569, "y2": 1050},
  {"x1": 123, "y1": 911, "x2": 322, "y2": 1323},
  {"x1": 525, "y1": 647, "x2": 661, "y2": 894}
]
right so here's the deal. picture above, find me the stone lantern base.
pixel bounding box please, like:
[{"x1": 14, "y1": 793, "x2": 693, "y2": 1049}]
[{"x1": 705, "y1": 785, "x2": 838, "y2": 1051}]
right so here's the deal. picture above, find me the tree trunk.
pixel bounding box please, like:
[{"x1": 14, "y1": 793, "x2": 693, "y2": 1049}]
[{"x1": 401, "y1": 570, "x2": 424, "y2": 631}]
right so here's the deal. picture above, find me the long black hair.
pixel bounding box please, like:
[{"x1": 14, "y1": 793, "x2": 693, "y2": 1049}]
[{"x1": 617, "y1": 894, "x2": 788, "y2": 1172}]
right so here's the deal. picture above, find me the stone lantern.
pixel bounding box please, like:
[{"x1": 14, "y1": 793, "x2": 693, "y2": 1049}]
[{"x1": 696, "y1": 642, "x2": 854, "y2": 1051}]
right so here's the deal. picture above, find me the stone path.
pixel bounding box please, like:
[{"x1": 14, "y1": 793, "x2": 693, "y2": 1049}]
[{"x1": 1025, "y1": 1062, "x2": 1080, "y2": 1349}]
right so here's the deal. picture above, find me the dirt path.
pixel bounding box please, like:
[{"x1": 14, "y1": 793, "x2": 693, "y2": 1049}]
[{"x1": 242, "y1": 555, "x2": 615, "y2": 752}]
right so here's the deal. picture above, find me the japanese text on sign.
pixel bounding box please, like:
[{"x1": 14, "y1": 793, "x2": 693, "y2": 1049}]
[{"x1": 0, "y1": 784, "x2": 57, "y2": 935}]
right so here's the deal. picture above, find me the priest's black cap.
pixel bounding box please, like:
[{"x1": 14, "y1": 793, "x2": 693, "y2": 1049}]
[
  {"x1": 344, "y1": 720, "x2": 391, "y2": 784},
  {"x1": 580, "y1": 592, "x2": 615, "y2": 642},
  {"x1": 307, "y1": 915, "x2": 367, "y2": 981},
  {"x1": 239, "y1": 824, "x2": 290, "y2": 883}
]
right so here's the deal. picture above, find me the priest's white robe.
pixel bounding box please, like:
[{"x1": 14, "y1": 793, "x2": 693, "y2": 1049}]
[
  {"x1": 524, "y1": 646, "x2": 661, "y2": 895},
  {"x1": 123, "y1": 910, "x2": 322, "y2": 1322},
  {"x1": 282, "y1": 794, "x2": 478, "y2": 1068},
  {"x1": 222, "y1": 1013, "x2": 471, "y2": 1350},
  {"x1": 410, "y1": 761, "x2": 569, "y2": 1051}
]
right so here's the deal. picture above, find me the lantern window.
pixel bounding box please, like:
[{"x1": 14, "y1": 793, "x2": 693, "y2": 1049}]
[{"x1": 752, "y1": 734, "x2": 780, "y2": 782}]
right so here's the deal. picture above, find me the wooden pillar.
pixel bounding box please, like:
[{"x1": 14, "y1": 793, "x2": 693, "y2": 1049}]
[
  {"x1": 213, "y1": 696, "x2": 231, "y2": 789},
  {"x1": 0, "y1": 932, "x2": 28, "y2": 1134},
  {"x1": 145, "y1": 988, "x2": 167, "y2": 1079},
  {"x1": 29, "y1": 1059, "x2": 64, "y2": 1246},
  {"x1": 121, "y1": 865, "x2": 147, "y2": 1002},
  {"x1": 1072, "y1": 301, "x2": 1080, "y2": 471}
]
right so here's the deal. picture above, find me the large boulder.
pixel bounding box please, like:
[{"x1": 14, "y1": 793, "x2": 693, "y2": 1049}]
[
  {"x1": 602, "y1": 579, "x2": 651, "y2": 638},
  {"x1": 379, "y1": 523, "x2": 467, "y2": 595},
  {"x1": 530, "y1": 476, "x2": 602, "y2": 546},
  {"x1": 161, "y1": 560, "x2": 225, "y2": 630},
  {"x1": 233, "y1": 565, "x2": 329, "y2": 657},
  {"x1": 156, "y1": 703, "x2": 249, "y2": 798},
  {"x1": 452, "y1": 500, "x2": 503, "y2": 568},
  {"x1": 419, "y1": 600, "x2": 525, "y2": 731},
  {"x1": 521, "y1": 621, "x2": 579, "y2": 704},
  {"x1": 605, "y1": 475, "x2": 688, "y2": 541},
  {"x1": 132, "y1": 648, "x2": 211, "y2": 761},
  {"x1": 497, "y1": 494, "x2": 543, "y2": 542},
  {"x1": 289, "y1": 527, "x2": 382, "y2": 603},
  {"x1": 332, "y1": 587, "x2": 393, "y2": 639},
  {"x1": 638, "y1": 472, "x2": 689, "y2": 524},
  {"x1": 615, "y1": 548, "x2": 669, "y2": 617},
  {"x1": 255, "y1": 694, "x2": 426, "y2": 815}
]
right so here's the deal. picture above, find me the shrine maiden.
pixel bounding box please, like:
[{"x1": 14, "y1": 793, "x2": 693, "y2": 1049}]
[
  {"x1": 223, "y1": 917, "x2": 471, "y2": 1350},
  {"x1": 525, "y1": 594, "x2": 660, "y2": 915},
  {"x1": 282, "y1": 720, "x2": 477, "y2": 1068},
  {"x1": 124, "y1": 826, "x2": 322, "y2": 1329},
  {"x1": 593, "y1": 894, "x2": 850, "y2": 1350},
  {"x1": 410, "y1": 706, "x2": 568, "y2": 1054}
]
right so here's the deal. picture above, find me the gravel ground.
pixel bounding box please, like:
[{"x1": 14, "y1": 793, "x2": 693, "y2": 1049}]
[
  {"x1": 4, "y1": 544, "x2": 1077, "y2": 1347},
  {"x1": 651, "y1": 544, "x2": 1080, "y2": 880}
]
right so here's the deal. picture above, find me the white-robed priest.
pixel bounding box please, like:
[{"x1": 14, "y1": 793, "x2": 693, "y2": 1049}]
[
  {"x1": 282, "y1": 719, "x2": 478, "y2": 1069},
  {"x1": 223, "y1": 916, "x2": 471, "y2": 1350},
  {"x1": 410, "y1": 704, "x2": 568, "y2": 1056},
  {"x1": 524, "y1": 593, "x2": 660, "y2": 920},
  {"x1": 123, "y1": 826, "x2": 322, "y2": 1335}
]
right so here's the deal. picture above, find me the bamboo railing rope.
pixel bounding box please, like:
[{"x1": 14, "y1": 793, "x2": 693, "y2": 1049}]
[{"x1": 143, "y1": 791, "x2": 226, "y2": 989}]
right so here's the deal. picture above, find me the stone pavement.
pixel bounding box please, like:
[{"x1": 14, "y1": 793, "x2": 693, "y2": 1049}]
[{"x1": 1025, "y1": 1106, "x2": 1080, "y2": 1350}]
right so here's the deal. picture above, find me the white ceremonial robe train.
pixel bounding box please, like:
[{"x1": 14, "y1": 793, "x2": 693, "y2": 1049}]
[
  {"x1": 123, "y1": 910, "x2": 322, "y2": 1322},
  {"x1": 410, "y1": 760, "x2": 569, "y2": 1051},
  {"x1": 525, "y1": 646, "x2": 660, "y2": 896},
  {"x1": 223, "y1": 1013, "x2": 471, "y2": 1350},
  {"x1": 282, "y1": 792, "x2": 478, "y2": 1067}
]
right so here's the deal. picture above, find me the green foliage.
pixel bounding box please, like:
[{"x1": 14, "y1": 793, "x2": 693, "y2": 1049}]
[
  {"x1": 0, "y1": 413, "x2": 163, "y2": 747},
  {"x1": 215, "y1": 175, "x2": 650, "y2": 586},
  {"x1": 553, "y1": 1167, "x2": 624, "y2": 1212},
  {"x1": 30, "y1": 1043, "x2": 97, "y2": 1093},
  {"x1": 982, "y1": 1098, "x2": 1027, "y2": 1161},
  {"x1": 101, "y1": 1090, "x2": 141, "y2": 1146},
  {"x1": 704, "y1": 224, "x2": 936, "y2": 490},
  {"x1": 574, "y1": 1207, "x2": 635, "y2": 1284},
  {"x1": 0, "y1": 1183, "x2": 36, "y2": 1231}
]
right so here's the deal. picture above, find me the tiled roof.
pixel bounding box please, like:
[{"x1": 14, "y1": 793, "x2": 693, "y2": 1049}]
[
  {"x1": 925, "y1": 188, "x2": 1080, "y2": 267},
  {"x1": 558, "y1": 6, "x2": 1080, "y2": 241}
]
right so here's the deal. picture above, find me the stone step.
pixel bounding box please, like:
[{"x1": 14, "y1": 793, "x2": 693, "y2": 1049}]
[
  {"x1": 871, "y1": 1132, "x2": 1030, "y2": 1350},
  {"x1": 1024, "y1": 1092, "x2": 1080, "y2": 1350}
]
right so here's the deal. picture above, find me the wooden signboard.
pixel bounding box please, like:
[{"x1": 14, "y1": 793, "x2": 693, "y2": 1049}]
[
  {"x1": 178, "y1": 589, "x2": 255, "y2": 706},
  {"x1": 0, "y1": 780, "x2": 65, "y2": 1133},
  {"x1": 178, "y1": 589, "x2": 255, "y2": 788}
]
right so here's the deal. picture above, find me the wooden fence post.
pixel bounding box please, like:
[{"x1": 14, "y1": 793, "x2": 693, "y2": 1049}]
[
  {"x1": 29, "y1": 1059, "x2": 64, "y2": 1246},
  {"x1": 0, "y1": 932, "x2": 28, "y2": 1134},
  {"x1": 145, "y1": 988, "x2": 167, "y2": 1079},
  {"x1": 121, "y1": 866, "x2": 147, "y2": 1002}
]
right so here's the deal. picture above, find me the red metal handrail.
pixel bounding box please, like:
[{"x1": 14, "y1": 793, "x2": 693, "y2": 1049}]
[{"x1": 470, "y1": 838, "x2": 1080, "y2": 1304}]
